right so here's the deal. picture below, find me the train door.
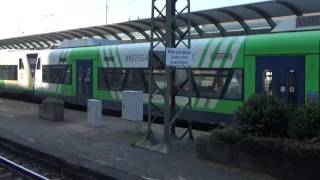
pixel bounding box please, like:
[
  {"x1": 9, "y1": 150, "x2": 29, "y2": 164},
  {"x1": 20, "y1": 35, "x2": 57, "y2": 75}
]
[
  {"x1": 76, "y1": 60, "x2": 93, "y2": 105},
  {"x1": 26, "y1": 53, "x2": 38, "y2": 91},
  {"x1": 34, "y1": 57, "x2": 42, "y2": 92},
  {"x1": 256, "y1": 56, "x2": 305, "y2": 104}
]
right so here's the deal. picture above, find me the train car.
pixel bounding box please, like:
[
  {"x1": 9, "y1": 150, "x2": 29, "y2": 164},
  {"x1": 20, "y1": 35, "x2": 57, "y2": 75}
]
[
  {"x1": 31, "y1": 30, "x2": 320, "y2": 124},
  {"x1": 245, "y1": 31, "x2": 319, "y2": 105},
  {"x1": 0, "y1": 50, "x2": 37, "y2": 94},
  {"x1": 34, "y1": 49, "x2": 72, "y2": 97},
  {"x1": 96, "y1": 37, "x2": 245, "y2": 124}
]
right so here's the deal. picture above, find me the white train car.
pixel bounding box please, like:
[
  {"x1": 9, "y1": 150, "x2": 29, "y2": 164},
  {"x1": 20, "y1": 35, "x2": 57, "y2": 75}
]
[
  {"x1": 34, "y1": 49, "x2": 72, "y2": 97},
  {"x1": 0, "y1": 50, "x2": 37, "y2": 93}
]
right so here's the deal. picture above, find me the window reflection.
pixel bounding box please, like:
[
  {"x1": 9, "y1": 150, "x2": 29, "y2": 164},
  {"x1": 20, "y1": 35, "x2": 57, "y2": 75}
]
[
  {"x1": 42, "y1": 65, "x2": 72, "y2": 84},
  {"x1": 263, "y1": 69, "x2": 273, "y2": 96}
]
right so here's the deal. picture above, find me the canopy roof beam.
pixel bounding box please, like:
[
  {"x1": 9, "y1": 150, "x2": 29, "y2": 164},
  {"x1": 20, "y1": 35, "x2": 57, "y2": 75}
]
[
  {"x1": 245, "y1": 5, "x2": 276, "y2": 28},
  {"x1": 10, "y1": 38, "x2": 37, "y2": 49},
  {"x1": 107, "y1": 25, "x2": 136, "y2": 41},
  {"x1": 120, "y1": 22, "x2": 151, "y2": 41},
  {"x1": 175, "y1": 16, "x2": 205, "y2": 37},
  {"x1": 38, "y1": 34, "x2": 61, "y2": 43},
  {"x1": 81, "y1": 28, "x2": 107, "y2": 39},
  {"x1": 19, "y1": 38, "x2": 43, "y2": 48},
  {"x1": 94, "y1": 27, "x2": 122, "y2": 40},
  {"x1": 276, "y1": 0, "x2": 303, "y2": 16},
  {"x1": 0, "y1": 0, "x2": 318, "y2": 49},
  {"x1": 1, "y1": 40, "x2": 24, "y2": 49},
  {"x1": 72, "y1": 29, "x2": 95, "y2": 38},
  {"x1": 192, "y1": 12, "x2": 226, "y2": 36},
  {"x1": 218, "y1": 9, "x2": 252, "y2": 34},
  {"x1": 135, "y1": 20, "x2": 166, "y2": 38},
  {"x1": 59, "y1": 31, "x2": 83, "y2": 39},
  {"x1": 25, "y1": 36, "x2": 51, "y2": 47}
]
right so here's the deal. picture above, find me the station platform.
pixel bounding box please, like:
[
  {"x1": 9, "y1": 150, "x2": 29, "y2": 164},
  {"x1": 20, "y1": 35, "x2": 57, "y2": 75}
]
[{"x1": 0, "y1": 98, "x2": 273, "y2": 180}]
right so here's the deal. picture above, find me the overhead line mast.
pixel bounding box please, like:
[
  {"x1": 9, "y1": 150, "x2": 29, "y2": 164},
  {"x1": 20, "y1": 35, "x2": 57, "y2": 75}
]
[
  {"x1": 106, "y1": 0, "x2": 108, "y2": 24},
  {"x1": 137, "y1": 0, "x2": 193, "y2": 153}
]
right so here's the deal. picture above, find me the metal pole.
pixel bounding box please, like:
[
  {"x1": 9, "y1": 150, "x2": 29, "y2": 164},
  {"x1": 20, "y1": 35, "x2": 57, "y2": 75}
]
[
  {"x1": 147, "y1": 0, "x2": 156, "y2": 139},
  {"x1": 106, "y1": 0, "x2": 108, "y2": 24},
  {"x1": 164, "y1": 0, "x2": 176, "y2": 143},
  {"x1": 137, "y1": 0, "x2": 192, "y2": 153},
  {"x1": 186, "y1": 2, "x2": 193, "y2": 136}
]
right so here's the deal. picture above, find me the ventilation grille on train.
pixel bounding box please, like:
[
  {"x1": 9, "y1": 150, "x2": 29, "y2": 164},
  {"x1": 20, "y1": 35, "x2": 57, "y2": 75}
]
[{"x1": 296, "y1": 15, "x2": 320, "y2": 28}]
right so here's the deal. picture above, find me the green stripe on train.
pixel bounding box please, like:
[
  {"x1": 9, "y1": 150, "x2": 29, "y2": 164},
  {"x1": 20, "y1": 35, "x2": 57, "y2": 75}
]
[
  {"x1": 115, "y1": 46, "x2": 123, "y2": 68},
  {"x1": 0, "y1": 80, "x2": 4, "y2": 89},
  {"x1": 197, "y1": 39, "x2": 213, "y2": 68},
  {"x1": 208, "y1": 39, "x2": 224, "y2": 68},
  {"x1": 220, "y1": 38, "x2": 236, "y2": 68}
]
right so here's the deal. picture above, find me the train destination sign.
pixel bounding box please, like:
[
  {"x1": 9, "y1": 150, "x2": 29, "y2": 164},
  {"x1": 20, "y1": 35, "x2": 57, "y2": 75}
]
[{"x1": 166, "y1": 48, "x2": 194, "y2": 68}]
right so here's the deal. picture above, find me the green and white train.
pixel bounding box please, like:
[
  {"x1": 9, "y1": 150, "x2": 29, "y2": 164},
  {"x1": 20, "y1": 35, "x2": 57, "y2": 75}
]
[{"x1": 0, "y1": 30, "x2": 319, "y2": 124}]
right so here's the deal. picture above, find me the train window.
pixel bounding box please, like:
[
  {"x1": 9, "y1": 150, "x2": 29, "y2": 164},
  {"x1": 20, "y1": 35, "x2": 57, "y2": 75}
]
[
  {"x1": 0, "y1": 65, "x2": 18, "y2": 80},
  {"x1": 27, "y1": 56, "x2": 37, "y2": 78},
  {"x1": 42, "y1": 65, "x2": 72, "y2": 84},
  {"x1": 59, "y1": 58, "x2": 67, "y2": 62},
  {"x1": 263, "y1": 69, "x2": 273, "y2": 96},
  {"x1": 104, "y1": 56, "x2": 115, "y2": 62},
  {"x1": 124, "y1": 69, "x2": 147, "y2": 92},
  {"x1": 144, "y1": 69, "x2": 166, "y2": 92},
  {"x1": 19, "y1": 58, "x2": 24, "y2": 70},
  {"x1": 36, "y1": 58, "x2": 41, "y2": 70},
  {"x1": 175, "y1": 69, "x2": 195, "y2": 95},
  {"x1": 98, "y1": 68, "x2": 126, "y2": 91},
  {"x1": 193, "y1": 69, "x2": 243, "y2": 100}
]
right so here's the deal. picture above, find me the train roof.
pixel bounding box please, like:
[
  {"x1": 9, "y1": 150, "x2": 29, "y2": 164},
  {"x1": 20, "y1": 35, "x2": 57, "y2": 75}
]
[
  {"x1": 57, "y1": 39, "x2": 123, "y2": 49},
  {"x1": 0, "y1": 0, "x2": 320, "y2": 50}
]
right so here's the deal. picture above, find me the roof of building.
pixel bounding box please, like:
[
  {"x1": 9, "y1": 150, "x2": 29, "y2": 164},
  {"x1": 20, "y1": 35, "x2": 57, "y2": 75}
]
[{"x1": 0, "y1": 0, "x2": 319, "y2": 49}]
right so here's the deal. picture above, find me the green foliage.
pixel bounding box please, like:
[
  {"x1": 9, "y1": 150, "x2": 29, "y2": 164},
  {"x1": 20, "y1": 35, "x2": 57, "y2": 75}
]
[
  {"x1": 238, "y1": 136, "x2": 320, "y2": 158},
  {"x1": 235, "y1": 94, "x2": 289, "y2": 137},
  {"x1": 210, "y1": 125, "x2": 244, "y2": 144},
  {"x1": 288, "y1": 103, "x2": 320, "y2": 140}
]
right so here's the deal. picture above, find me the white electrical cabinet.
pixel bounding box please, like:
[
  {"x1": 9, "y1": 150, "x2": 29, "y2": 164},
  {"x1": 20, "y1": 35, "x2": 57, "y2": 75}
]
[
  {"x1": 87, "y1": 99, "x2": 103, "y2": 126},
  {"x1": 122, "y1": 91, "x2": 144, "y2": 121}
]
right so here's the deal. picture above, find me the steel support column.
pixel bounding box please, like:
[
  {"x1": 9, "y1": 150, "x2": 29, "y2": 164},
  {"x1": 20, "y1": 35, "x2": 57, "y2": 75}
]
[{"x1": 137, "y1": 0, "x2": 193, "y2": 154}]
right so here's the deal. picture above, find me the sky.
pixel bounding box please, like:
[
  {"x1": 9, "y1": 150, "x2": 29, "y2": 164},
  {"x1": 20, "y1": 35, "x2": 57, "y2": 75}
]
[{"x1": 0, "y1": 0, "x2": 267, "y2": 39}]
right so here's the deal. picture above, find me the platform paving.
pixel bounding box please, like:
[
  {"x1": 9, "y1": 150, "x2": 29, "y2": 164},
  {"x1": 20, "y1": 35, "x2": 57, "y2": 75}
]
[{"x1": 0, "y1": 98, "x2": 274, "y2": 180}]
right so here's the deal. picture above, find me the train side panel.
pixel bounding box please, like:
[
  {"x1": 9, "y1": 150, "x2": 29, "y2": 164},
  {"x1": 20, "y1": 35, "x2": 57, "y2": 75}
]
[
  {"x1": 34, "y1": 49, "x2": 73, "y2": 97},
  {"x1": 188, "y1": 37, "x2": 246, "y2": 115},
  {"x1": 0, "y1": 50, "x2": 34, "y2": 93},
  {"x1": 68, "y1": 46, "x2": 99, "y2": 105},
  {"x1": 95, "y1": 37, "x2": 246, "y2": 123},
  {"x1": 245, "y1": 31, "x2": 320, "y2": 102},
  {"x1": 31, "y1": 30, "x2": 320, "y2": 124},
  {"x1": 18, "y1": 51, "x2": 35, "y2": 93}
]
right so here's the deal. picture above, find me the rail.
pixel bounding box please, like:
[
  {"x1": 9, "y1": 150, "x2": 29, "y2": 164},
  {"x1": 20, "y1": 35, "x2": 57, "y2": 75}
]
[{"x1": 0, "y1": 155, "x2": 50, "y2": 180}]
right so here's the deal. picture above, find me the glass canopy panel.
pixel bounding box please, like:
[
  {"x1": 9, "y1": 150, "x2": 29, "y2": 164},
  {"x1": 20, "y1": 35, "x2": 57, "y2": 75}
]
[
  {"x1": 118, "y1": 33, "x2": 131, "y2": 40},
  {"x1": 105, "y1": 34, "x2": 117, "y2": 40},
  {"x1": 199, "y1": 24, "x2": 220, "y2": 34},
  {"x1": 131, "y1": 32, "x2": 145, "y2": 40},
  {"x1": 245, "y1": 19, "x2": 270, "y2": 30},
  {"x1": 221, "y1": 22, "x2": 244, "y2": 32},
  {"x1": 92, "y1": 36, "x2": 103, "y2": 39}
]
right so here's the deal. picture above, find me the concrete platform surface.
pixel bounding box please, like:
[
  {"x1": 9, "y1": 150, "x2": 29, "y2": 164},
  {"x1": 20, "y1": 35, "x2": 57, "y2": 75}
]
[{"x1": 0, "y1": 98, "x2": 274, "y2": 180}]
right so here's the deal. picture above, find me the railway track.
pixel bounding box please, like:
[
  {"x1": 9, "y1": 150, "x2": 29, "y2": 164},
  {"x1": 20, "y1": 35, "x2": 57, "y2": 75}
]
[
  {"x1": 0, "y1": 147, "x2": 68, "y2": 180},
  {"x1": 0, "y1": 137, "x2": 134, "y2": 180}
]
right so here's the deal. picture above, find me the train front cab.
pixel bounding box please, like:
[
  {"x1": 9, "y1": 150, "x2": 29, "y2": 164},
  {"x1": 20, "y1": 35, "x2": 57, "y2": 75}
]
[
  {"x1": 245, "y1": 31, "x2": 320, "y2": 103},
  {"x1": 0, "y1": 50, "x2": 37, "y2": 94},
  {"x1": 34, "y1": 49, "x2": 73, "y2": 99}
]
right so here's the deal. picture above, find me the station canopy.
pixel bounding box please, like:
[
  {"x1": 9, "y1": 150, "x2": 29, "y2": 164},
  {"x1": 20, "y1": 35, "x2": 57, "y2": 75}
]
[{"x1": 0, "y1": 0, "x2": 319, "y2": 49}]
